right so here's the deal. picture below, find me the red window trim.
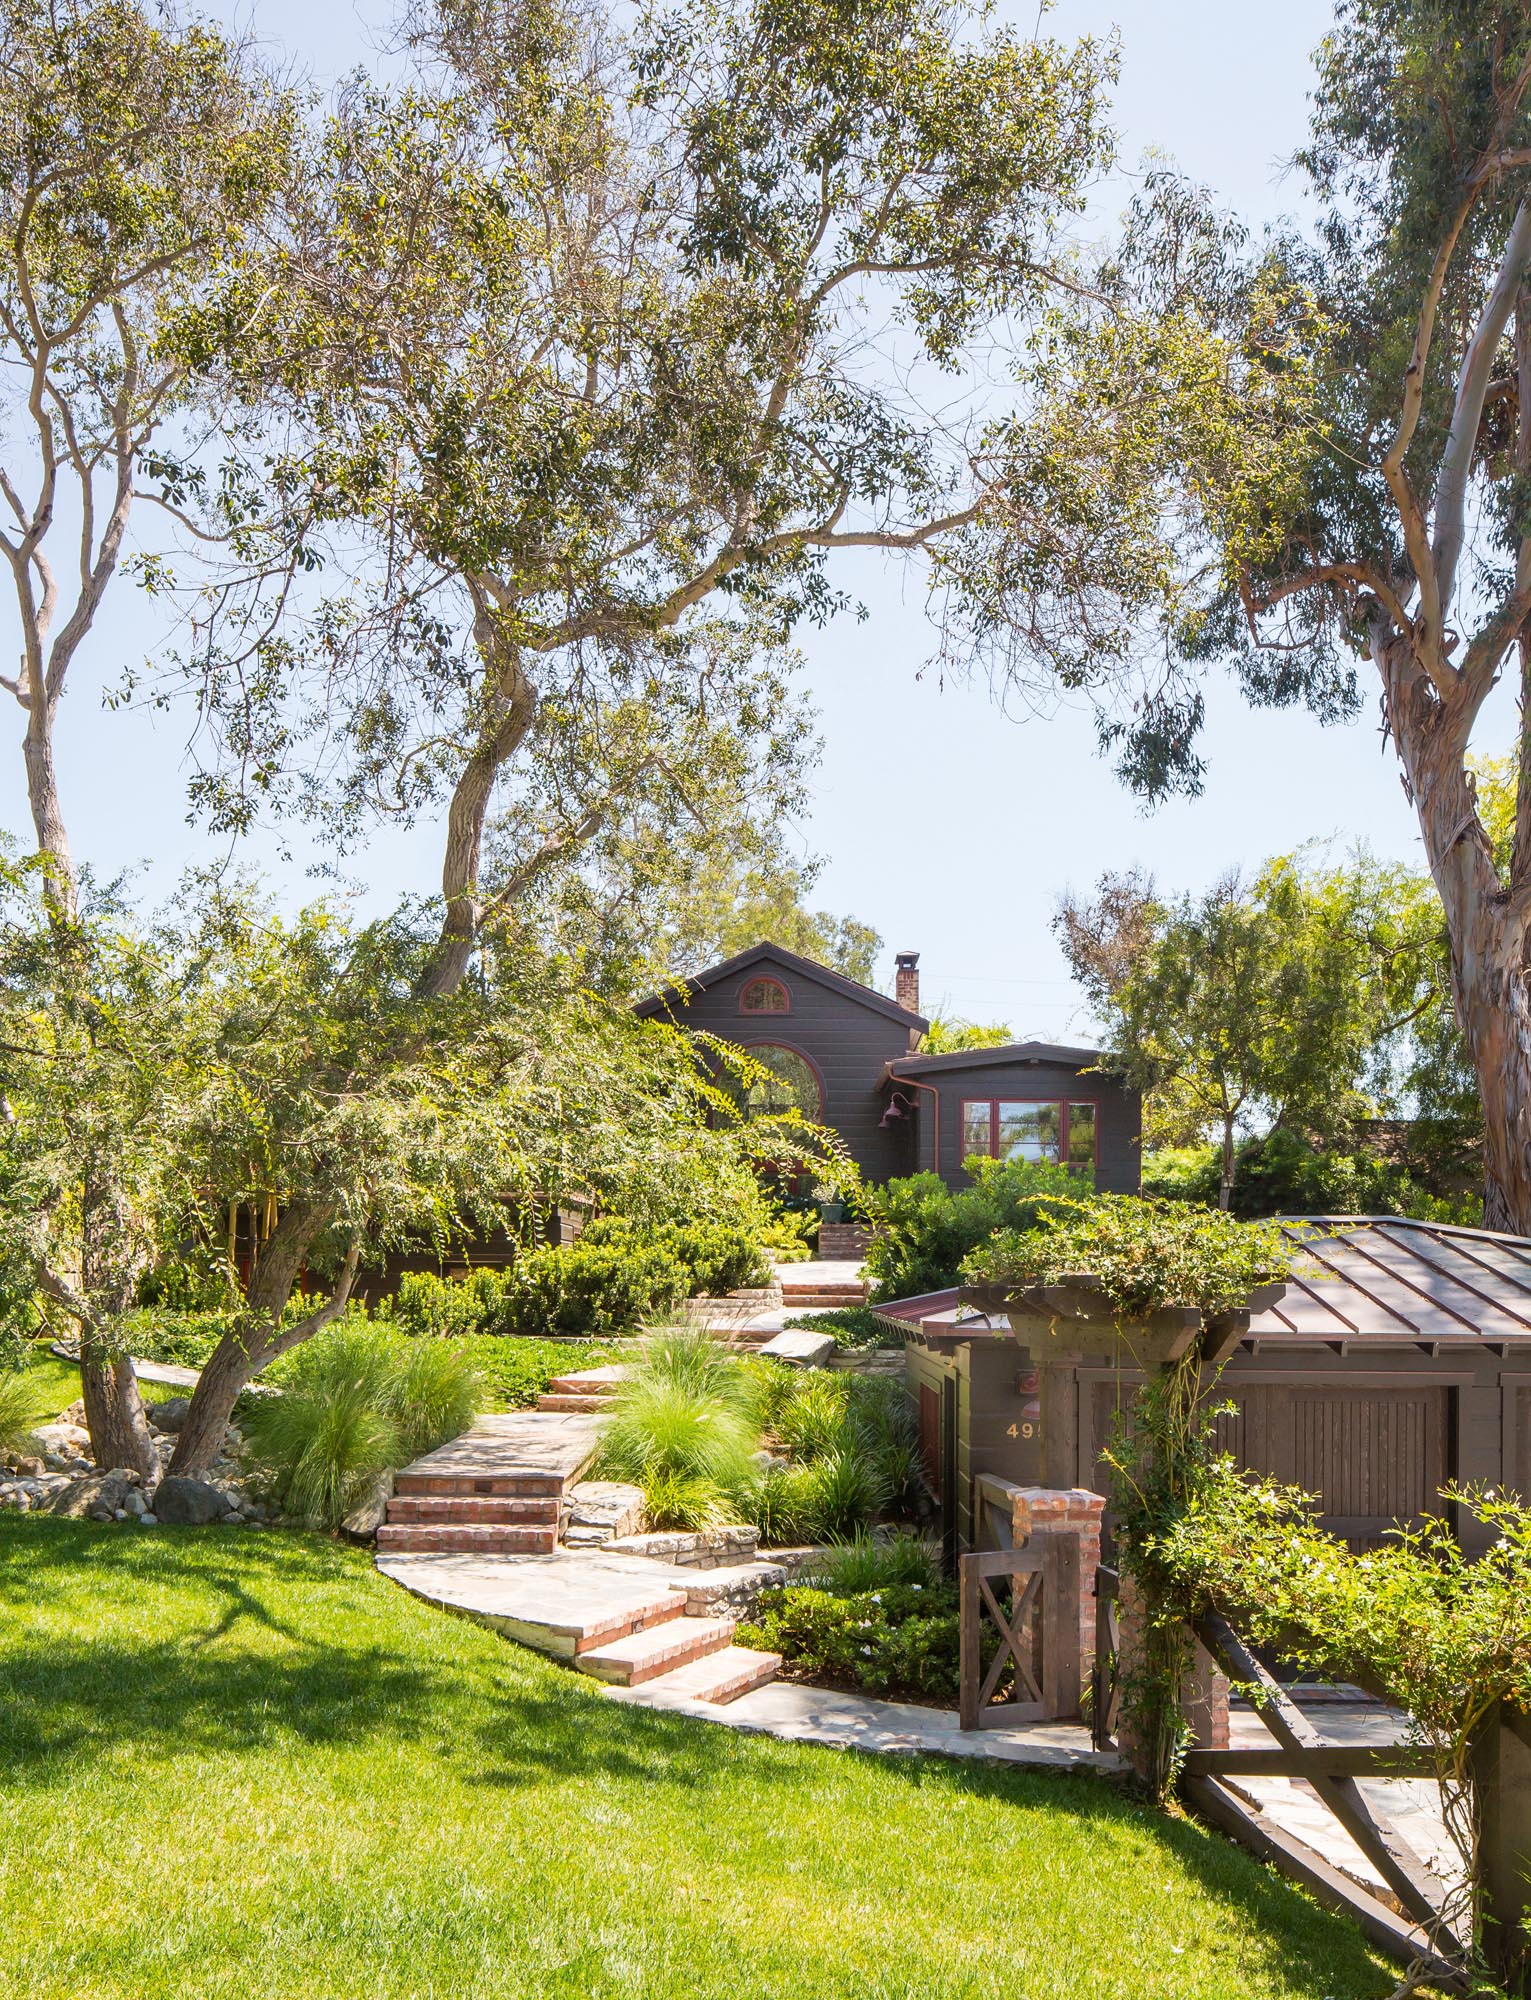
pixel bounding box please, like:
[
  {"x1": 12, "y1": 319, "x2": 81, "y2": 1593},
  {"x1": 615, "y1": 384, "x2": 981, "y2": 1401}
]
[
  {"x1": 957, "y1": 1097, "x2": 1100, "y2": 1169},
  {"x1": 739, "y1": 975, "x2": 792, "y2": 1016}
]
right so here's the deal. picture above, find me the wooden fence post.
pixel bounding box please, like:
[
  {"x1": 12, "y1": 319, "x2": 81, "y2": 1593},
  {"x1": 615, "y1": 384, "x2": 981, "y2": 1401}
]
[{"x1": 1473, "y1": 1702, "x2": 1531, "y2": 1993}]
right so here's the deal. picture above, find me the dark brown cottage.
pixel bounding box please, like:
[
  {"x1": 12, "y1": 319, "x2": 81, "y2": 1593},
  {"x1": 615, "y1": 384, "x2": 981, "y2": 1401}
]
[
  {"x1": 635, "y1": 941, "x2": 1142, "y2": 1193},
  {"x1": 885, "y1": 1215, "x2": 1531, "y2": 1559}
]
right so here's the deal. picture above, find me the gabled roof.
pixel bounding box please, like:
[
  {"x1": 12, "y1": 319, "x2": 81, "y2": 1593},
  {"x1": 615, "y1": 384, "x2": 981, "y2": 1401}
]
[
  {"x1": 876, "y1": 1214, "x2": 1531, "y2": 1350},
  {"x1": 635, "y1": 939, "x2": 928, "y2": 1031},
  {"x1": 887, "y1": 1039, "x2": 1107, "y2": 1078}
]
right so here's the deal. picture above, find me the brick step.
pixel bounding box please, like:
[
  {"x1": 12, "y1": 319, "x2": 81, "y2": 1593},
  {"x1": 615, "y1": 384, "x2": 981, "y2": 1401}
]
[
  {"x1": 779, "y1": 1293, "x2": 867, "y2": 1309},
  {"x1": 546, "y1": 1367, "x2": 629, "y2": 1394},
  {"x1": 386, "y1": 1495, "x2": 560, "y2": 1525},
  {"x1": 535, "y1": 1392, "x2": 616, "y2": 1413},
  {"x1": 641, "y1": 1644, "x2": 781, "y2": 1705},
  {"x1": 575, "y1": 1614, "x2": 737, "y2": 1687},
  {"x1": 394, "y1": 1470, "x2": 565, "y2": 1499},
  {"x1": 375, "y1": 1523, "x2": 558, "y2": 1555}
]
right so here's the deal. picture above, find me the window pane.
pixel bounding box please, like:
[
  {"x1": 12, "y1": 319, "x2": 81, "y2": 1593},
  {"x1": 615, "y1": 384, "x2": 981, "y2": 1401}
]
[
  {"x1": 740, "y1": 977, "x2": 789, "y2": 1014},
  {"x1": 1067, "y1": 1101, "x2": 1097, "y2": 1167},
  {"x1": 962, "y1": 1102, "x2": 992, "y2": 1160},
  {"x1": 740, "y1": 1044, "x2": 821, "y2": 1121},
  {"x1": 996, "y1": 1101, "x2": 1061, "y2": 1163}
]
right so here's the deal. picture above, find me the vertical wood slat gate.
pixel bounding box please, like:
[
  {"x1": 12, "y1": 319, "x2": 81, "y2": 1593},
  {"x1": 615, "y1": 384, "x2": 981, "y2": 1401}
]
[{"x1": 958, "y1": 1544, "x2": 1080, "y2": 1730}]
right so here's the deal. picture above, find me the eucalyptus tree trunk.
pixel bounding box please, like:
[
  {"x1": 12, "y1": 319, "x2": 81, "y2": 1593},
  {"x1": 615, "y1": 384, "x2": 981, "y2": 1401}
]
[{"x1": 1381, "y1": 624, "x2": 1531, "y2": 1237}]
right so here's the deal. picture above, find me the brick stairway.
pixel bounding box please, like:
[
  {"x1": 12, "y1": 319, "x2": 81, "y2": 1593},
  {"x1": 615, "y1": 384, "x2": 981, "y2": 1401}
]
[
  {"x1": 777, "y1": 1260, "x2": 869, "y2": 1311},
  {"x1": 534, "y1": 1364, "x2": 627, "y2": 1415},
  {"x1": 376, "y1": 1411, "x2": 600, "y2": 1557}
]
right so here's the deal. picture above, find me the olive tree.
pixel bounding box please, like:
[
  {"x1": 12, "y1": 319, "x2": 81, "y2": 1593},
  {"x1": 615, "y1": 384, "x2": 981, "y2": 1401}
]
[{"x1": 0, "y1": 0, "x2": 294, "y2": 1471}]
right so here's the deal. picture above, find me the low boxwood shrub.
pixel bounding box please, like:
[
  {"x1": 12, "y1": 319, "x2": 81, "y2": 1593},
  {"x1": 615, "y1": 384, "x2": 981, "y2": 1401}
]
[
  {"x1": 580, "y1": 1218, "x2": 769, "y2": 1297},
  {"x1": 781, "y1": 1305, "x2": 894, "y2": 1349}
]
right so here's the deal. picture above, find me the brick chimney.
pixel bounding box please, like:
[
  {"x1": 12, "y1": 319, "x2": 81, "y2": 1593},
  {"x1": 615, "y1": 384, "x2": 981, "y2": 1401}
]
[{"x1": 895, "y1": 950, "x2": 920, "y2": 1014}]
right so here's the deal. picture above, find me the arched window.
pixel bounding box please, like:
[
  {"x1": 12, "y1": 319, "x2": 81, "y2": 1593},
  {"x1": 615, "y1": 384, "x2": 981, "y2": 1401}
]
[
  {"x1": 739, "y1": 1044, "x2": 822, "y2": 1122},
  {"x1": 740, "y1": 975, "x2": 790, "y2": 1015}
]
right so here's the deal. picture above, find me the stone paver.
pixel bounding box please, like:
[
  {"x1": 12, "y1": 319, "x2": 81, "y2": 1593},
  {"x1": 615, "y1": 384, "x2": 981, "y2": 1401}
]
[
  {"x1": 378, "y1": 1550, "x2": 687, "y2": 1657},
  {"x1": 606, "y1": 1673, "x2": 1115, "y2": 1768},
  {"x1": 401, "y1": 1411, "x2": 600, "y2": 1486}
]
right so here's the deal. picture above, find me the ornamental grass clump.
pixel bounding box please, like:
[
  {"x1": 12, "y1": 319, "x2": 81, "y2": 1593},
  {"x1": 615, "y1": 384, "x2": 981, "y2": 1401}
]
[
  {"x1": 243, "y1": 1326, "x2": 482, "y2": 1527},
  {"x1": 0, "y1": 1366, "x2": 53, "y2": 1456},
  {"x1": 594, "y1": 1328, "x2": 761, "y2": 1528}
]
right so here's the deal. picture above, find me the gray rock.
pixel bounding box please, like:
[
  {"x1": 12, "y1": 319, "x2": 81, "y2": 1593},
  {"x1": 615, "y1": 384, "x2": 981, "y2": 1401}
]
[
  {"x1": 341, "y1": 1469, "x2": 394, "y2": 1543},
  {"x1": 756, "y1": 1329, "x2": 837, "y2": 1368},
  {"x1": 563, "y1": 1480, "x2": 645, "y2": 1541},
  {"x1": 138, "y1": 1512, "x2": 157, "y2": 1526},
  {"x1": 147, "y1": 1397, "x2": 192, "y2": 1434},
  {"x1": 44, "y1": 1468, "x2": 141, "y2": 1519},
  {"x1": 152, "y1": 1476, "x2": 229, "y2": 1526}
]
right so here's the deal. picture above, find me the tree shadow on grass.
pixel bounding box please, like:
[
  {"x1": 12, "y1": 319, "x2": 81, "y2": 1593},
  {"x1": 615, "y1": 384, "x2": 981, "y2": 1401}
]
[
  {"x1": 0, "y1": 1522, "x2": 1414, "y2": 1996},
  {"x1": 0, "y1": 1519, "x2": 750, "y2": 1794}
]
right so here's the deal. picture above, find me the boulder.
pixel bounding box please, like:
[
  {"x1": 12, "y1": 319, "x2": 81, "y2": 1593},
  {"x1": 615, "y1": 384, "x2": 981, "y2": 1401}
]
[
  {"x1": 44, "y1": 1468, "x2": 140, "y2": 1519},
  {"x1": 148, "y1": 1397, "x2": 192, "y2": 1434},
  {"x1": 341, "y1": 1469, "x2": 394, "y2": 1543},
  {"x1": 563, "y1": 1480, "x2": 645, "y2": 1542},
  {"x1": 755, "y1": 1329, "x2": 837, "y2": 1368},
  {"x1": 152, "y1": 1476, "x2": 229, "y2": 1526}
]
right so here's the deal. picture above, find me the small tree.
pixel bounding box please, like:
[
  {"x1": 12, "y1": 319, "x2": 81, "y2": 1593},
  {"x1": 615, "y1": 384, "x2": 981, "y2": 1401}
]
[{"x1": 1059, "y1": 863, "x2": 1387, "y2": 1208}]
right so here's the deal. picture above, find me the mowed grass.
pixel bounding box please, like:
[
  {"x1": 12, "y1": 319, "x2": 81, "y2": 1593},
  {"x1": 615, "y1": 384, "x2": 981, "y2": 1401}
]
[
  {"x1": 21, "y1": 1356, "x2": 186, "y2": 1415},
  {"x1": 0, "y1": 1521, "x2": 1405, "y2": 2000}
]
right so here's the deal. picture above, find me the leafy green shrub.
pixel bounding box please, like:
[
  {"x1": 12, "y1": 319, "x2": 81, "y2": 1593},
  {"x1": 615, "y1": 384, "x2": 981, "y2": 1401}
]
[
  {"x1": 782, "y1": 1305, "x2": 894, "y2": 1349},
  {"x1": 757, "y1": 1208, "x2": 817, "y2": 1262},
  {"x1": 739, "y1": 1579, "x2": 959, "y2": 1701},
  {"x1": 501, "y1": 1240, "x2": 689, "y2": 1335},
  {"x1": 245, "y1": 1327, "x2": 482, "y2": 1527},
  {"x1": 1142, "y1": 1130, "x2": 1481, "y2": 1224},
  {"x1": 385, "y1": 1269, "x2": 508, "y2": 1339},
  {"x1": 862, "y1": 1157, "x2": 1088, "y2": 1302},
  {"x1": 594, "y1": 1328, "x2": 760, "y2": 1528},
  {"x1": 0, "y1": 1366, "x2": 53, "y2": 1456},
  {"x1": 380, "y1": 1239, "x2": 687, "y2": 1341},
  {"x1": 963, "y1": 1195, "x2": 1292, "y2": 1318},
  {"x1": 581, "y1": 1218, "x2": 769, "y2": 1296}
]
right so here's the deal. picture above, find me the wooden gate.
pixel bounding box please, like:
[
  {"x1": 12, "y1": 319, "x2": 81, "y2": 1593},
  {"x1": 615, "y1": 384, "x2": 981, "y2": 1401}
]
[{"x1": 958, "y1": 1544, "x2": 1079, "y2": 1730}]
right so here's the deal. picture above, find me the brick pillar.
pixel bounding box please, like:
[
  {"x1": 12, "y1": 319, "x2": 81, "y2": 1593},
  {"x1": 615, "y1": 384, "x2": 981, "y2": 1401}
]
[{"x1": 1011, "y1": 1486, "x2": 1105, "y2": 1715}]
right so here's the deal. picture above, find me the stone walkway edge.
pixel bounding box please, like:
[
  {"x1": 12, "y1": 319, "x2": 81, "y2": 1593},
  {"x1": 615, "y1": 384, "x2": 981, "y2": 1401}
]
[{"x1": 603, "y1": 1672, "x2": 1117, "y2": 1769}]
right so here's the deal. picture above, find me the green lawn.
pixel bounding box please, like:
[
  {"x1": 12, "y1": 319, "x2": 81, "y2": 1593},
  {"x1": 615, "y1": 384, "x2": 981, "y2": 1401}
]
[
  {"x1": 0, "y1": 1520, "x2": 1407, "y2": 2000},
  {"x1": 23, "y1": 1356, "x2": 187, "y2": 1416}
]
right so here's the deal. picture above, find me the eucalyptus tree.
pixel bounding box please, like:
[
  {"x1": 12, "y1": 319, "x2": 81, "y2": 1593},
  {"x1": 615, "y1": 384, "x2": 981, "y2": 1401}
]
[
  {"x1": 178, "y1": 0, "x2": 1119, "y2": 1003},
  {"x1": 955, "y1": 6, "x2": 1531, "y2": 1231},
  {"x1": 0, "y1": 0, "x2": 295, "y2": 1467}
]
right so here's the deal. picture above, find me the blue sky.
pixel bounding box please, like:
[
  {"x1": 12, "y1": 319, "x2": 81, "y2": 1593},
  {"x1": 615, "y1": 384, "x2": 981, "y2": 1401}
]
[{"x1": 4, "y1": 0, "x2": 1462, "y2": 1032}]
